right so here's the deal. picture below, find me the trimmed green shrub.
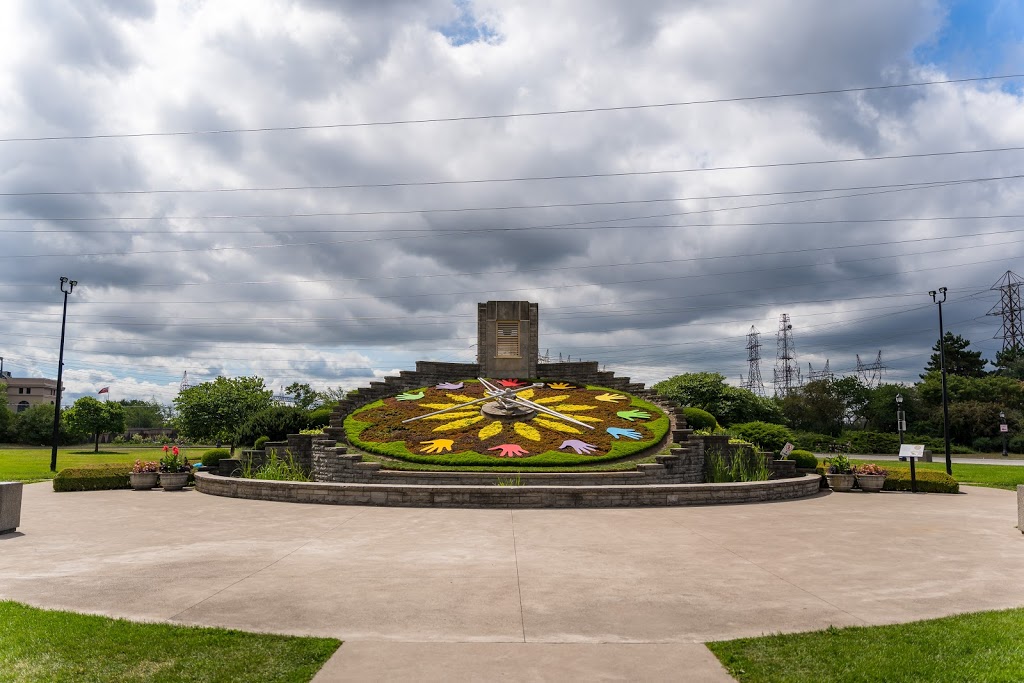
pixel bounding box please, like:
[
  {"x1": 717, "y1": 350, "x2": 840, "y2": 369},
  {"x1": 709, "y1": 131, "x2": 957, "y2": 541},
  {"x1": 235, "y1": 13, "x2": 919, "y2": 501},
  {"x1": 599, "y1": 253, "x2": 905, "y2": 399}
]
[
  {"x1": 237, "y1": 406, "x2": 311, "y2": 446},
  {"x1": 253, "y1": 436, "x2": 270, "y2": 450},
  {"x1": 307, "y1": 407, "x2": 332, "y2": 428},
  {"x1": 883, "y1": 468, "x2": 959, "y2": 494},
  {"x1": 202, "y1": 448, "x2": 231, "y2": 467},
  {"x1": 53, "y1": 464, "x2": 132, "y2": 492},
  {"x1": 787, "y1": 449, "x2": 818, "y2": 469},
  {"x1": 729, "y1": 421, "x2": 793, "y2": 452},
  {"x1": 683, "y1": 407, "x2": 717, "y2": 431}
]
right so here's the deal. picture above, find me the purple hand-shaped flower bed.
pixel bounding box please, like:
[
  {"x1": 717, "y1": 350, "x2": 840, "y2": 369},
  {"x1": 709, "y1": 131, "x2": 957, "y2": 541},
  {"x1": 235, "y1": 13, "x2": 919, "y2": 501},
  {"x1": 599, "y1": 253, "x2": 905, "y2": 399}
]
[{"x1": 345, "y1": 380, "x2": 670, "y2": 467}]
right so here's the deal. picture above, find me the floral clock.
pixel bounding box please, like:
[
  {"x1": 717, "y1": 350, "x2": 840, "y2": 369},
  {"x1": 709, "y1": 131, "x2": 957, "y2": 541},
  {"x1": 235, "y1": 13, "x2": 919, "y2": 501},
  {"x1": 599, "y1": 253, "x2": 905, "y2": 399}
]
[{"x1": 346, "y1": 378, "x2": 669, "y2": 465}]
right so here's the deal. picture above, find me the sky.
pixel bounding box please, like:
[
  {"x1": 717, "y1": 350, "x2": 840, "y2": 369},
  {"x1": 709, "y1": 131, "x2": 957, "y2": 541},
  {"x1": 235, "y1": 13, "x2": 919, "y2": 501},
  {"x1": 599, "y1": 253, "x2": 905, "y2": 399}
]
[{"x1": 1, "y1": 0, "x2": 1022, "y2": 408}]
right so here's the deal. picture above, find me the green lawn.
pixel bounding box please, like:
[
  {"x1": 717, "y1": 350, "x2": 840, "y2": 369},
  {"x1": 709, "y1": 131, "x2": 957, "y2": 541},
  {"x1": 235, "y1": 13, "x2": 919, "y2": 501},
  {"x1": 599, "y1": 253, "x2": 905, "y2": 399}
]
[
  {"x1": 0, "y1": 447, "x2": 197, "y2": 483},
  {"x1": 851, "y1": 459, "x2": 1024, "y2": 491},
  {"x1": 0, "y1": 600, "x2": 340, "y2": 683},
  {"x1": 708, "y1": 607, "x2": 1024, "y2": 682}
]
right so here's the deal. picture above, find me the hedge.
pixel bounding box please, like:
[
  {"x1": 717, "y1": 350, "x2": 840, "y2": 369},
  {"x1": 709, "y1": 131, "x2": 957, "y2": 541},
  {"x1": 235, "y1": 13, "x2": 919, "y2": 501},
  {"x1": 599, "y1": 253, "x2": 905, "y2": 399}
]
[
  {"x1": 786, "y1": 449, "x2": 819, "y2": 469},
  {"x1": 202, "y1": 448, "x2": 231, "y2": 467},
  {"x1": 883, "y1": 468, "x2": 960, "y2": 494},
  {"x1": 53, "y1": 464, "x2": 132, "y2": 492},
  {"x1": 682, "y1": 407, "x2": 717, "y2": 431}
]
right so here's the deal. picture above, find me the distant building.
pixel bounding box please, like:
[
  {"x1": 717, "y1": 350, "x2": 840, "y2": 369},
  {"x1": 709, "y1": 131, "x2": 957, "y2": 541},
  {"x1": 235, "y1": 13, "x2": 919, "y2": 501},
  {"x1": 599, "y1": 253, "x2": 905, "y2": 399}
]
[{"x1": 3, "y1": 376, "x2": 61, "y2": 413}]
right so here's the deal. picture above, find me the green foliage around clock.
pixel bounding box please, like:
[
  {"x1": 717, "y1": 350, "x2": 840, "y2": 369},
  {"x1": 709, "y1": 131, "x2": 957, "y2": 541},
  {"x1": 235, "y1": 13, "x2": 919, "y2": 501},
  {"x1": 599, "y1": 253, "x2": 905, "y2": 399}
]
[{"x1": 344, "y1": 388, "x2": 669, "y2": 468}]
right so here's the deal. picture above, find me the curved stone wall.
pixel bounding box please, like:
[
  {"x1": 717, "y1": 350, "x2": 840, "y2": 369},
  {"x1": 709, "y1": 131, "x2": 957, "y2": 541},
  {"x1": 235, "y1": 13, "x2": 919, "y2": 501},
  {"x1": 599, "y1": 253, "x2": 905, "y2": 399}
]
[{"x1": 195, "y1": 471, "x2": 822, "y2": 509}]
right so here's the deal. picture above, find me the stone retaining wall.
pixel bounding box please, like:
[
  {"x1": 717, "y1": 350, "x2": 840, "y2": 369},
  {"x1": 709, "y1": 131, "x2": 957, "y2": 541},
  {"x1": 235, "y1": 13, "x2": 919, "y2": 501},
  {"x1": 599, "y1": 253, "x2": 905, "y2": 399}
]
[{"x1": 195, "y1": 471, "x2": 822, "y2": 509}]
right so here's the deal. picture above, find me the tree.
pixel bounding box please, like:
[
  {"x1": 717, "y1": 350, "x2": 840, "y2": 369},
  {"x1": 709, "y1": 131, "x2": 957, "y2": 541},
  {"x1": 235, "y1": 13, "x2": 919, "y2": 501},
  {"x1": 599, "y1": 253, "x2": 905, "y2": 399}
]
[
  {"x1": 653, "y1": 372, "x2": 783, "y2": 425},
  {"x1": 0, "y1": 381, "x2": 12, "y2": 442},
  {"x1": 284, "y1": 382, "x2": 323, "y2": 411},
  {"x1": 173, "y1": 376, "x2": 273, "y2": 452},
  {"x1": 236, "y1": 406, "x2": 312, "y2": 446},
  {"x1": 117, "y1": 399, "x2": 166, "y2": 428},
  {"x1": 861, "y1": 384, "x2": 921, "y2": 433},
  {"x1": 994, "y1": 346, "x2": 1024, "y2": 379},
  {"x1": 64, "y1": 397, "x2": 126, "y2": 452},
  {"x1": 780, "y1": 380, "x2": 847, "y2": 436},
  {"x1": 922, "y1": 333, "x2": 989, "y2": 378},
  {"x1": 13, "y1": 404, "x2": 79, "y2": 445}
]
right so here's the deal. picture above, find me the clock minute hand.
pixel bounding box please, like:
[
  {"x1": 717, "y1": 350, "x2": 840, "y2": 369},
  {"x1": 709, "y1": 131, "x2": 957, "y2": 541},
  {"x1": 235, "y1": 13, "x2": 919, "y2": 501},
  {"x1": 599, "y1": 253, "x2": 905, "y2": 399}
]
[{"x1": 505, "y1": 396, "x2": 595, "y2": 430}]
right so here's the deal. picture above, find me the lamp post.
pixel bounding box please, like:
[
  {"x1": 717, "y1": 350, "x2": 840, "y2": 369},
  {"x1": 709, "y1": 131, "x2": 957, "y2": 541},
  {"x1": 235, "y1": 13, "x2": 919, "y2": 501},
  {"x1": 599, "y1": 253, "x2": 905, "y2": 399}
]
[
  {"x1": 896, "y1": 393, "x2": 905, "y2": 447},
  {"x1": 50, "y1": 276, "x2": 76, "y2": 472},
  {"x1": 929, "y1": 287, "x2": 952, "y2": 476},
  {"x1": 1000, "y1": 411, "x2": 1008, "y2": 458}
]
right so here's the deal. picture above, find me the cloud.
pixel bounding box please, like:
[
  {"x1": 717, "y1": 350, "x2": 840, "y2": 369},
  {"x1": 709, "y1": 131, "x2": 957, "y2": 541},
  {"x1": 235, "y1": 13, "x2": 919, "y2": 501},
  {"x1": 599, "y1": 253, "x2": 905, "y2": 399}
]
[{"x1": 0, "y1": 0, "x2": 1021, "y2": 408}]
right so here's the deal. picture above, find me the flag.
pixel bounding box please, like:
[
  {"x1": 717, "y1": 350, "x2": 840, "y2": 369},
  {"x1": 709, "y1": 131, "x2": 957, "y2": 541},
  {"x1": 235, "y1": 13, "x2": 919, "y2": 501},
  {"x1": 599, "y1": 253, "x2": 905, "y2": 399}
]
[{"x1": 97, "y1": 387, "x2": 109, "y2": 394}]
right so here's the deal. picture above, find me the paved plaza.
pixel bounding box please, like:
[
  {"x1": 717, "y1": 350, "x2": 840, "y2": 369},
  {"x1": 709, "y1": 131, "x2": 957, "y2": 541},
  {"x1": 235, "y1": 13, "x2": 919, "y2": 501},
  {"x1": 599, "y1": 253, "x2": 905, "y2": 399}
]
[{"x1": 1, "y1": 483, "x2": 1022, "y2": 681}]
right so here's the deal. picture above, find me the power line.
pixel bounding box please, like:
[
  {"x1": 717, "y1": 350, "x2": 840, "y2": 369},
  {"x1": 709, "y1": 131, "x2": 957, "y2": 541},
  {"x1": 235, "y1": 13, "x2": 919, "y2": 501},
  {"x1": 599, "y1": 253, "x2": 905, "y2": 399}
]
[
  {"x1": 1, "y1": 175, "x2": 1011, "y2": 260},
  {"x1": 4, "y1": 145, "x2": 1023, "y2": 197},
  {"x1": 4, "y1": 225, "x2": 1020, "y2": 291},
  {"x1": 3, "y1": 73, "x2": 1019, "y2": 143},
  {"x1": 4, "y1": 172, "x2": 1023, "y2": 221},
  {"x1": 0, "y1": 241, "x2": 1018, "y2": 307}
]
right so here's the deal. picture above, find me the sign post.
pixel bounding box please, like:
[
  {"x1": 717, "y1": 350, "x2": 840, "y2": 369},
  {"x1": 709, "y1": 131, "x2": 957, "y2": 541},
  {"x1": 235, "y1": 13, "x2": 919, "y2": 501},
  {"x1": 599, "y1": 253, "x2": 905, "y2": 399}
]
[
  {"x1": 780, "y1": 442, "x2": 794, "y2": 459},
  {"x1": 899, "y1": 444, "x2": 925, "y2": 493}
]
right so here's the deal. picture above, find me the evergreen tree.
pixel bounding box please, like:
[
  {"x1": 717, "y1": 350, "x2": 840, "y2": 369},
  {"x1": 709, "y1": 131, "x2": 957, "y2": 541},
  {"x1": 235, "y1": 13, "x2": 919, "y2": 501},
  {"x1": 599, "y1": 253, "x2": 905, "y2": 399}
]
[{"x1": 922, "y1": 332, "x2": 988, "y2": 378}]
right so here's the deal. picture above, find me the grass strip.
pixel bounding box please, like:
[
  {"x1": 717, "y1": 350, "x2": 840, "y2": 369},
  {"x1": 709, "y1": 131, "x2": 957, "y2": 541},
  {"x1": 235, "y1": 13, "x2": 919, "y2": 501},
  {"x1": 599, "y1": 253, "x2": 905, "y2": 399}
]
[
  {"x1": 0, "y1": 448, "x2": 187, "y2": 484},
  {"x1": 0, "y1": 600, "x2": 340, "y2": 683},
  {"x1": 708, "y1": 607, "x2": 1024, "y2": 682}
]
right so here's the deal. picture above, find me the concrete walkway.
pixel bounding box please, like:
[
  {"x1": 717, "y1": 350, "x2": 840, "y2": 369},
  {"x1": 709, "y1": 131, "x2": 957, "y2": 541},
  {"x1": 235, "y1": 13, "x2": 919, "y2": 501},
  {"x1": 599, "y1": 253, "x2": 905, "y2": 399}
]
[{"x1": 1, "y1": 483, "x2": 1022, "y2": 681}]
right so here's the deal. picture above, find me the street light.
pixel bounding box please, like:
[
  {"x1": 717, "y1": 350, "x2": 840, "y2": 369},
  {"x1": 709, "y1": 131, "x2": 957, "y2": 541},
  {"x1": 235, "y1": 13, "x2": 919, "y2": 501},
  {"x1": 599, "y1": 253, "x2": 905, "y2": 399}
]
[
  {"x1": 50, "y1": 276, "x2": 76, "y2": 472},
  {"x1": 929, "y1": 287, "x2": 952, "y2": 476},
  {"x1": 896, "y1": 393, "x2": 905, "y2": 447},
  {"x1": 1000, "y1": 410, "x2": 1008, "y2": 458}
]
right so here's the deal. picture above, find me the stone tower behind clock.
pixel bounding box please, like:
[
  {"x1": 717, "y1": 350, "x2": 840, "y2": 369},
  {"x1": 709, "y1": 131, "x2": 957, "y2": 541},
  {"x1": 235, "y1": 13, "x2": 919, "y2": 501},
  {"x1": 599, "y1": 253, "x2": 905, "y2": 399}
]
[{"x1": 477, "y1": 301, "x2": 539, "y2": 379}]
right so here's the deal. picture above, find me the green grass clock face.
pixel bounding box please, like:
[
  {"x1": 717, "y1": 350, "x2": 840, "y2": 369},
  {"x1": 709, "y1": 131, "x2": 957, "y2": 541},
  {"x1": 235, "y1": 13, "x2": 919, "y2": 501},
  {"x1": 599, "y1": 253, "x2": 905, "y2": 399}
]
[{"x1": 351, "y1": 380, "x2": 664, "y2": 459}]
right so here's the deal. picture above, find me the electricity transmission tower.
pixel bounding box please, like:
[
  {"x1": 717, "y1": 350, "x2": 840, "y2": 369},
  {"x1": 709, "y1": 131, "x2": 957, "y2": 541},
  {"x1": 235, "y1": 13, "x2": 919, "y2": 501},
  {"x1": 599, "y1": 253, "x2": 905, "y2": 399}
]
[
  {"x1": 773, "y1": 314, "x2": 801, "y2": 396},
  {"x1": 988, "y1": 270, "x2": 1024, "y2": 353},
  {"x1": 740, "y1": 326, "x2": 765, "y2": 396},
  {"x1": 807, "y1": 359, "x2": 833, "y2": 383},
  {"x1": 179, "y1": 371, "x2": 191, "y2": 392},
  {"x1": 855, "y1": 351, "x2": 887, "y2": 388}
]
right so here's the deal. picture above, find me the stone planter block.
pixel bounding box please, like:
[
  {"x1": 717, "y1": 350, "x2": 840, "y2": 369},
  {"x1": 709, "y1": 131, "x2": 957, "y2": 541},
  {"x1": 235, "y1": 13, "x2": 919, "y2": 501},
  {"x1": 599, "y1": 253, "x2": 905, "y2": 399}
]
[
  {"x1": 218, "y1": 458, "x2": 241, "y2": 477},
  {"x1": 1, "y1": 481, "x2": 24, "y2": 534},
  {"x1": 1018, "y1": 485, "x2": 1023, "y2": 534}
]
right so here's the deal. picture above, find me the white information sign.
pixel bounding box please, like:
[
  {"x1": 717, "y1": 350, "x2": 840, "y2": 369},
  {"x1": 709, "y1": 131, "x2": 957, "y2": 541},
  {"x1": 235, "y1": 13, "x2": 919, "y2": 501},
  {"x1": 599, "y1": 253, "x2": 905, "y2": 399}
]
[
  {"x1": 899, "y1": 444, "x2": 925, "y2": 459},
  {"x1": 1000, "y1": 424, "x2": 1009, "y2": 433},
  {"x1": 780, "y1": 442, "x2": 794, "y2": 457}
]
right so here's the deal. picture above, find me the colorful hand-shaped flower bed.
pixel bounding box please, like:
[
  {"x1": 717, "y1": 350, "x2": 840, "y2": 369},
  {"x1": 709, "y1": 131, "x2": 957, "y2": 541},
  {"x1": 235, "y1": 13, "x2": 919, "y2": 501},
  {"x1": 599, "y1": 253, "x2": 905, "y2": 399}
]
[{"x1": 344, "y1": 381, "x2": 670, "y2": 467}]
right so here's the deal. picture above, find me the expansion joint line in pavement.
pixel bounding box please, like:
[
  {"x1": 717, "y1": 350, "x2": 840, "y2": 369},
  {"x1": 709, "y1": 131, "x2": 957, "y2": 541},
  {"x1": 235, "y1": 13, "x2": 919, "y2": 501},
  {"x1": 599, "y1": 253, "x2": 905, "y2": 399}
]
[
  {"x1": 510, "y1": 509, "x2": 527, "y2": 642},
  {"x1": 682, "y1": 523, "x2": 867, "y2": 628},
  {"x1": 167, "y1": 509, "x2": 369, "y2": 622}
]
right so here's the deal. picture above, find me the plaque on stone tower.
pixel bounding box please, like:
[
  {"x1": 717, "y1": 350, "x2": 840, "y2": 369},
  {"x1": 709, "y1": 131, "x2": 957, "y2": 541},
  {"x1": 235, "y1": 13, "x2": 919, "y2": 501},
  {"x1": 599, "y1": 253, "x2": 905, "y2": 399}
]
[{"x1": 477, "y1": 301, "x2": 538, "y2": 378}]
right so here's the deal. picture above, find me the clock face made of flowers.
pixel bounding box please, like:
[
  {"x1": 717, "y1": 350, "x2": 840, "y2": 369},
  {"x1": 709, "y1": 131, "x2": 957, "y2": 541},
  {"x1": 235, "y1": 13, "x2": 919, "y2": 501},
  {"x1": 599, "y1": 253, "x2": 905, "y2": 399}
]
[{"x1": 347, "y1": 378, "x2": 667, "y2": 462}]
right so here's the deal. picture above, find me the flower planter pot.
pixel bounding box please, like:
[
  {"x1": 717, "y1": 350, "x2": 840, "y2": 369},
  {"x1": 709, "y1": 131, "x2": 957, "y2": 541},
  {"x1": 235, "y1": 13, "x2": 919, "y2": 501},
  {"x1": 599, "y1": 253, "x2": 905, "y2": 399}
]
[
  {"x1": 825, "y1": 473, "x2": 856, "y2": 492},
  {"x1": 159, "y1": 472, "x2": 190, "y2": 491},
  {"x1": 129, "y1": 472, "x2": 159, "y2": 491},
  {"x1": 856, "y1": 474, "x2": 886, "y2": 493}
]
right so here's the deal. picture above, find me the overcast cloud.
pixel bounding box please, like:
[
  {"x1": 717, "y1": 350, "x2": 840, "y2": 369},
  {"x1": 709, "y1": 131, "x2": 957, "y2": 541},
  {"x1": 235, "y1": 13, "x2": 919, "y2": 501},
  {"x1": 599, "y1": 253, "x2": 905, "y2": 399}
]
[{"x1": 1, "y1": 0, "x2": 1022, "y2": 406}]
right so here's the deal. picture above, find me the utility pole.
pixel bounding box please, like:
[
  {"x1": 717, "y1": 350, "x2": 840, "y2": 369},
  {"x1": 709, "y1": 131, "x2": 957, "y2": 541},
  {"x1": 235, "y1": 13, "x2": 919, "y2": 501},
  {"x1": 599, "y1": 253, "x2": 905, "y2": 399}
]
[
  {"x1": 929, "y1": 287, "x2": 952, "y2": 476},
  {"x1": 51, "y1": 277, "x2": 77, "y2": 472}
]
